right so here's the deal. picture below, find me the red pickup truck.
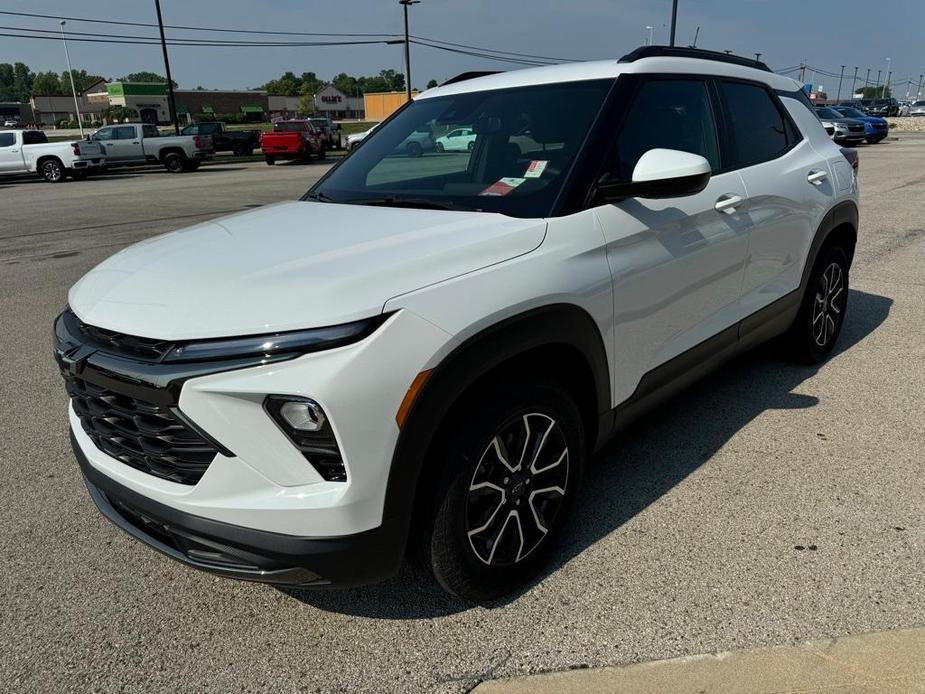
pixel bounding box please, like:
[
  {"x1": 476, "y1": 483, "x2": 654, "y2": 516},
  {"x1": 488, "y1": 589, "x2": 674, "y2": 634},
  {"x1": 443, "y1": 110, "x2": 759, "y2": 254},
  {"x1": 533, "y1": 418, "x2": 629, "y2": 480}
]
[{"x1": 259, "y1": 120, "x2": 326, "y2": 165}]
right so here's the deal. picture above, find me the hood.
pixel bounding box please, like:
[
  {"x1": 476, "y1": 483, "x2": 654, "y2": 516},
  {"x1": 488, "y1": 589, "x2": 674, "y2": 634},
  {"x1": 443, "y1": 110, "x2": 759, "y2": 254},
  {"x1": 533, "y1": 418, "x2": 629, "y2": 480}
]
[{"x1": 69, "y1": 201, "x2": 546, "y2": 340}]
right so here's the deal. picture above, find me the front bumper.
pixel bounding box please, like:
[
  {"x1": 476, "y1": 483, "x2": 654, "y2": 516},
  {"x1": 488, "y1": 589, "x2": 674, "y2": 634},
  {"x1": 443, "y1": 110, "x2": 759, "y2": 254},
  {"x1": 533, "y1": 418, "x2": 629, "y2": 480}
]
[{"x1": 73, "y1": 430, "x2": 405, "y2": 586}]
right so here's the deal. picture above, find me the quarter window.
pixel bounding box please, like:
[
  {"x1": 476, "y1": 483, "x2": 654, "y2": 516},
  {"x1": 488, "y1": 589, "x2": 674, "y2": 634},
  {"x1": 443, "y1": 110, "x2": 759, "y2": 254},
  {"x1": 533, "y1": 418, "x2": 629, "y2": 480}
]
[
  {"x1": 114, "y1": 126, "x2": 137, "y2": 140},
  {"x1": 614, "y1": 78, "x2": 719, "y2": 180},
  {"x1": 0, "y1": 133, "x2": 14, "y2": 147},
  {"x1": 719, "y1": 81, "x2": 790, "y2": 167}
]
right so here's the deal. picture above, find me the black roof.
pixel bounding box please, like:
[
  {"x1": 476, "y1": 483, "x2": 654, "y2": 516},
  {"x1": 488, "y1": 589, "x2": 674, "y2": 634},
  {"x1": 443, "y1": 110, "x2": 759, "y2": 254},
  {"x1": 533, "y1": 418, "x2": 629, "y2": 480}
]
[{"x1": 619, "y1": 46, "x2": 771, "y2": 73}]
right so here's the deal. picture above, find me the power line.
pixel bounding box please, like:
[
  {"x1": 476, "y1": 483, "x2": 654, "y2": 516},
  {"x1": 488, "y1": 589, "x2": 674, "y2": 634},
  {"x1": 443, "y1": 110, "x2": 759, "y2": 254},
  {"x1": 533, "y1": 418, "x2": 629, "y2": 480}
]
[
  {"x1": 409, "y1": 35, "x2": 580, "y2": 63},
  {"x1": 410, "y1": 40, "x2": 553, "y2": 67},
  {"x1": 0, "y1": 30, "x2": 398, "y2": 48},
  {"x1": 0, "y1": 9, "x2": 399, "y2": 38}
]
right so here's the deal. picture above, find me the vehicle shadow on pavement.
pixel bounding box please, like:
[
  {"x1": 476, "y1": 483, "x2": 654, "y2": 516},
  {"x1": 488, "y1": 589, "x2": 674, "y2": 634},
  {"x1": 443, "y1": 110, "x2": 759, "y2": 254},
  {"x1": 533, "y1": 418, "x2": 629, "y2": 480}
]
[{"x1": 284, "y1": 288, "x2": 892, "y2": 619}]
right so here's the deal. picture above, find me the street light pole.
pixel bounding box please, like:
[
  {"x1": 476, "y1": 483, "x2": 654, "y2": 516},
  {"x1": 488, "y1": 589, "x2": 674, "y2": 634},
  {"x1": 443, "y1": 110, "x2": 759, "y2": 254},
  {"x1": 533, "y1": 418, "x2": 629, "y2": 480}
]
[
  {"x1": 668, "y1": 0, "x2": 678, "y2": 47},
  {"x1": 885, "y1": 57, "x2": 892, "y2": 97},
  {"x1": 645, "y1": 25, "x2": 654, "y2": 46},
  {"x1": 836, "y1": 65, "x2": 845, "y2": 101},
  {"x1": 154, "y1": 0, "x2": 179, "y2": 135},
  {"x1": 851, "y1": 66, "x2": 858, "y2": 97},
  {"x1": 59, "y1": 21, "x2": 84, "y2": 138},
  {"x1": 399, "y1": 0, "x2": 419, "y2": 102},
  {"x1": 864, "y1": 68, "x2": 871, "y2": 90}
]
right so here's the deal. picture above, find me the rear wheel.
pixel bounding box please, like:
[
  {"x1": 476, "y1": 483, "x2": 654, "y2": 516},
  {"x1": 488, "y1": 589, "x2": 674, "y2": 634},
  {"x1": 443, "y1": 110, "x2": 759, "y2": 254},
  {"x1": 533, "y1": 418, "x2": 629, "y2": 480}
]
[
  {"x1": 784, "y1": 244, "x2": 850, "y2": 363},
  {"x1": 70, "y1": 170, "x2": 87, "y2": 180},
  {"x1": 317, "y1": 148, "x2": 326, "y2": 161},
  {"x1": 419, "y1": 381, "x2": 585, "y2": 601},
  {"x1": 467, "y1": 140, "x2": 475, "y2": 152},
  {"x1": 435, "y1": 142, "x2": 445, "y2": 153},
  {"x1": 406, "y1": 141, "x2": 423, "y2": 157},
  {"x1": 265, "y1": 155, "x2": 276, "y2": 165},
  {"x1": 182, "y1": 160, "x2": 201, "y2": 172},
  {"x1": 40, "y1": 158, "x2": 65, "y2": 183},
  {"x1": 232, "y1": 144, "x2": 252, "y2": 157},
  {"x1": 163, "y1": 152, "x2": 185, "y2": 174}
]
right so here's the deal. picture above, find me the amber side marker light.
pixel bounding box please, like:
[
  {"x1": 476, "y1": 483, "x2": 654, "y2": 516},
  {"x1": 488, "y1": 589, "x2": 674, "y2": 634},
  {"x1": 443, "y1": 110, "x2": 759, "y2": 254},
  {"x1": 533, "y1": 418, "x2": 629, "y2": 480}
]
[{"x1": 396, "y1": 370, "x2": 432, "y2": 428}]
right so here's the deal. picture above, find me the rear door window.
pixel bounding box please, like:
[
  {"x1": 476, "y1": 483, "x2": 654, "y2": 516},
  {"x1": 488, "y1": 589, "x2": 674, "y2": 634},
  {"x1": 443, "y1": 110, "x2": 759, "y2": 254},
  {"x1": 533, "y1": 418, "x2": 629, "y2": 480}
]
[
  {"x1": 142, "y1": 125, "x2": 160, "y2": 138},
  {"x1": 114, "y1": 126, "x2": 137, "y2": 140},
  {"x1": 718, "y1": 81, "x2": 791, "y2": 168},
  {"x1": 22, "y1": 131, "x2": 48, "y2": 145},
  {"x1": 0, "y1": 133, "x2": 14, "y2": 147}
]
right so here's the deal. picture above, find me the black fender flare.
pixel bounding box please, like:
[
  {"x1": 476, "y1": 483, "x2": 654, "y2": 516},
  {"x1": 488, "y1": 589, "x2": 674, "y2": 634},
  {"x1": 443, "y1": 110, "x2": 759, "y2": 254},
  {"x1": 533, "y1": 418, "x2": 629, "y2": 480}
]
[
  {"x1": 381, "y1": 303, "x2": 611, "y2": 552},
  {"x1": 799, "y1": 199, "x2": 858, "y2": 295}
]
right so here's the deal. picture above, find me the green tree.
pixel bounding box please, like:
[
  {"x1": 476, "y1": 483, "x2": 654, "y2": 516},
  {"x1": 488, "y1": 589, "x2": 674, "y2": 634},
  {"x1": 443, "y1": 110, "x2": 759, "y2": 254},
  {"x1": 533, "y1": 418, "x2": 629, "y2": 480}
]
[
  {"x1": 12, "y1": 62, "x2": 34, "y2": 102},
  {"x1": 860, "y1": 85, "x2": 891, "y2": 98},
  {"x1": 61, "y1": 69, "x2": 105, "y2": 93},
  {"x1": 263, "y1": 71, "x2": 301, "y2": 96},
  {"x1": 300, "y1": 71, "x2": 326, "y2": 95},
  {"x1": 0, "y1": 63, "x2": 15, "y2": 100},
  {"x1": 32, "y1": 71, "x2": 63, "y2": 95},
  {"x1": 119, "y1": 71, "x2": 176, "y2": 87},
  {"x1": 426, "y1": 79, "x2": 439, "y2": 89}
]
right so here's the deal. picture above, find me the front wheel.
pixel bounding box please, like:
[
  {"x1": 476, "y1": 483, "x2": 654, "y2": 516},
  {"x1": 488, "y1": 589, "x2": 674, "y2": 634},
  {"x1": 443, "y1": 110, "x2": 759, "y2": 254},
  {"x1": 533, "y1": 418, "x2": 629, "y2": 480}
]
[
  {"x1": 783, "y1": 244, "x2": 850, "y2": 363},
  {"x1": 406, "y1": 141, "x2": 423, "y2": 158},
  {"x1": 265, "y1": 155, "x2": 276, "y2": 165},
  {"x1": 419, "y1": 382, "x2": 585, "y2": 601},
  {"x1": 317, "y1": 148, "x2": 326, "y2": 161},
  {"x1": 435, "y1": 142, "x2": 445, "y2": 153},
  {"x1": 163, "y1": 152, "x2": 185, "y2": 174},
  {"x1": 40, "y1": 158, "x2": 65, "y2": 183}
]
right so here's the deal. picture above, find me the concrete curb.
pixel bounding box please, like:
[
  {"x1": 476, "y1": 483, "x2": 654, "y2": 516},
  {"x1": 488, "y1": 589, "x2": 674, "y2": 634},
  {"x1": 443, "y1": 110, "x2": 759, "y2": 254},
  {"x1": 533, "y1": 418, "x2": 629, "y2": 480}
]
[{"x1": 473, "y1": 627, "x2": 925, "y2": 693}]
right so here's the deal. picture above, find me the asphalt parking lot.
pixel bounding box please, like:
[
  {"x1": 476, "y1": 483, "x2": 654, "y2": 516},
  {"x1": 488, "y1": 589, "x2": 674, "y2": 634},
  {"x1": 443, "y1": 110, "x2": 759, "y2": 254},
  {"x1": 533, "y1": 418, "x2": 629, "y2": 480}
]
[{"x1": 1, "y1": 140, "x2": 923, "y2": 693}]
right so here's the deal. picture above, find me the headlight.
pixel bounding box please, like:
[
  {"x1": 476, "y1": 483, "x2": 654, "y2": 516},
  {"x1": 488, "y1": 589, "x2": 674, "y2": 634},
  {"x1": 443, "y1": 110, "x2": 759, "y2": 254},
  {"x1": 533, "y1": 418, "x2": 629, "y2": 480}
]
[{"x1": 162, "y1": 314, "x2": 389, "y2": 363}]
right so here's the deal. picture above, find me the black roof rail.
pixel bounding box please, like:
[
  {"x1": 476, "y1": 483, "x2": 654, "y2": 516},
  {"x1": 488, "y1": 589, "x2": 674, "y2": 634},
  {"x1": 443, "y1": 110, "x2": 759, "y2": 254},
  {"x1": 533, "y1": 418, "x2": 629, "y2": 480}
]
[
  {"x1": 441, "y1": 71, "x2": 501, "y2": 87},
  {"x1": 618, "y1": 46, "x2": 771, "y2": 73}
]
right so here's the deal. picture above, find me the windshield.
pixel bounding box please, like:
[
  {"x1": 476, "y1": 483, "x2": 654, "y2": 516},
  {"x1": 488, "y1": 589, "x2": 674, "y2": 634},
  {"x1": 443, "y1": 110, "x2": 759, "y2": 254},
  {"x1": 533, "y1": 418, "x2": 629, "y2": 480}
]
[
  {"x1": 308, "y1": 80, "x2": 613, "y2": 218},
  {"x1": 275, "y1": 121, "x2": 308, "y2": 132},
  {"x1": 816, "y1": 108, "x2": 842, "y2": 119},
  {"x1": 835, "y1": 107, "x2": 866, "y2": 118}
]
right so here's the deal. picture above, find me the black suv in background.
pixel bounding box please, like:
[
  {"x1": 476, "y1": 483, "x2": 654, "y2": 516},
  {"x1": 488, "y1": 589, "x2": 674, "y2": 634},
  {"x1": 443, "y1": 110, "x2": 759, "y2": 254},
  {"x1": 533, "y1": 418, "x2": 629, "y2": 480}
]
[{"x1": 867, "y1": 98, "x2": 899, "y2": 116}]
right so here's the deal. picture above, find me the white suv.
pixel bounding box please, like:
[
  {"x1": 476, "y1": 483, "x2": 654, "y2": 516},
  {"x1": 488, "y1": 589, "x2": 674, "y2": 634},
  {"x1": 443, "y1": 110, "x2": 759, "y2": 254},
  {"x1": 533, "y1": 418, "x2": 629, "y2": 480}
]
[{"x1": 57, "y1": 47, "x2": 858, "y2": 601}]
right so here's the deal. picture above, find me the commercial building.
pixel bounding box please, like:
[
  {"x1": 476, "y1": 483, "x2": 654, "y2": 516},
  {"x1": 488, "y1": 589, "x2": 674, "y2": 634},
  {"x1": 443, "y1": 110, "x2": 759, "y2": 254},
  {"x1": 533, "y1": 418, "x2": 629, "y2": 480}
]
[
  {"x1": 104, "y1": 82, "x2": 269, "y2": 124},
  {"x1": 29, "y1": 79, "x2": 108, "y2": 126},
  {"x1": 267, "y1": 85, "x2": 365, "y2": 120}
]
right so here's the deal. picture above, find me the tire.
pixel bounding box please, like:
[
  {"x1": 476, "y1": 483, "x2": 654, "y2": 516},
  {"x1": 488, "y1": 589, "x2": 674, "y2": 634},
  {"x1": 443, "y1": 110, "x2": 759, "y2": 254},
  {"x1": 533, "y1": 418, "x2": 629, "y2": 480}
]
[
  {"x1": 435, "y1": 142, "x2": 445, "y2": 153},
  {"x1": 419, "y1": 381, "x2": 585, "y2": 601},
  {"x1": 406, "y1": 141, "x2": 423, "y2": 158},
  {"x1": 317, "y1": 148, "x2": 326, "y2": 161},
  {"x1": 163, "y1": 152, "x2": 185, "y2": 174},
  {"x1": 182, "y1": 161, "x2": 201, "y2": 172},
  {"x1": 467, "y1": 140, "x2": 475, "y2": 152},
  {"x1": 783, "y1": 244, "x2": 850, "y2": 364},
  {"x1": 40, "y1": 158, "x2": 65, "y2": 183},
  {"x1": 265, "y1": 155, "x2": 276, "y2": 166},
  {"x1": 233, "y1": 145, "x2": 252, "y2": 157},
  {"x1": 70, "y1": 170, "x2": 87, "y2": 180}
]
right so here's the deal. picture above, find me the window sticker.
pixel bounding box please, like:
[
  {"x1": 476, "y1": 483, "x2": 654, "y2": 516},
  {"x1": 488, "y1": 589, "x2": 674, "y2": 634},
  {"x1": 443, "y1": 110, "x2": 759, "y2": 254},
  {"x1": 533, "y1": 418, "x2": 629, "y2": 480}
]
[
  {"x1": 479, "y1": 177, "x2": 527, "y2": 196},
  {"x1": 524, "y1": 160, "x2": 549, "y2": 178}
]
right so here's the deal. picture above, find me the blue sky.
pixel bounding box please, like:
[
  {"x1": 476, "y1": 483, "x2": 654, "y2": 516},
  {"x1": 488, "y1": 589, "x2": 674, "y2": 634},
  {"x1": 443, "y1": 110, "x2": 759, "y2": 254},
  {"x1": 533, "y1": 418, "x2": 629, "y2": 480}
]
[{"x1": 3, "y1": 0, "x2": 924, "y2": 96}]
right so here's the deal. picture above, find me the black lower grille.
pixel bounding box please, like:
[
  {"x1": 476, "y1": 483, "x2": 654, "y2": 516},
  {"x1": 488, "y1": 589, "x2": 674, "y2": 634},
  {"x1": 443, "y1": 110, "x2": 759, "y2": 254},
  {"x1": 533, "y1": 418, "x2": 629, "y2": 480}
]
[{"x1": 65, "y1": 374, "x2": 217, "y2": 485}]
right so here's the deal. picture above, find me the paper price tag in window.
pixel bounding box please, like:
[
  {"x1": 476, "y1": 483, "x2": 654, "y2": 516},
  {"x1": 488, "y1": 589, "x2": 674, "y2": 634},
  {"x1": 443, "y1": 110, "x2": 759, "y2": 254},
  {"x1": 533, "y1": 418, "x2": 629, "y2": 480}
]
[
  {"x1": 524, "y1": 160, "x2": 548, "y2": 178},
  {"x1": 479, "y1": 177, "x2": 526, "y2": 196}
]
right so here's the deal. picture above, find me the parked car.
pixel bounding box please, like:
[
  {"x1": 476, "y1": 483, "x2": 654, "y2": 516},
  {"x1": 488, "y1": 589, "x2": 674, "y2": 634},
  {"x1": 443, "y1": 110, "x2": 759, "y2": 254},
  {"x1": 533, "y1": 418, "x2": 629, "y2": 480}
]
[
  {"x1": 308, "y1": 117, "x2": 341, "y2": 149},
  {"x1": 345, "y1": 123, "x2": 378, "y2": 151},
  {"x1": 815, "y1": 107, "x2": 866, "y2": 145},
  {"x1": 3, "y1": 118, "x2": 20, "y2": 128},
  {"x1": 259, "y1": 120, "x2": 325, "y2": 164},
  {"x1": 831, "y1": 106, "x2": 888, "y2": 143},
  {"x1": 397, "y1": 128, "x2": 435, "y2": 157},
  {"x1": 90, "y1": 123, "x2": 213, "y2": 173},
  {"x1": 180, "y1": 121, "x2": 260, "y2": 156},
  {"x1": 56, "y1": 46, "x2": 859, "y2": 601},
  {"x1": 867, "y1": 98, "x2": 899, "y2": 116},
  {"x1": 435, "y1": 127, "x2": 477, "y2": 152},
  {"x1": 0, "y1": 129, "x2": 105, "y2": 182},
  {"x1": 908, "y1": 100, "x2": 925, "y2": 116}
]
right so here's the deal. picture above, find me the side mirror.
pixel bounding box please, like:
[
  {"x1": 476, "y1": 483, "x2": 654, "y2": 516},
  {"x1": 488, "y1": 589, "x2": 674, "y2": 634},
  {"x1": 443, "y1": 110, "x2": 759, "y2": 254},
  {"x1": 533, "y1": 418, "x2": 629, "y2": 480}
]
[{"x1": 596, "y1": 148, "x2": 711, "y2": 203}]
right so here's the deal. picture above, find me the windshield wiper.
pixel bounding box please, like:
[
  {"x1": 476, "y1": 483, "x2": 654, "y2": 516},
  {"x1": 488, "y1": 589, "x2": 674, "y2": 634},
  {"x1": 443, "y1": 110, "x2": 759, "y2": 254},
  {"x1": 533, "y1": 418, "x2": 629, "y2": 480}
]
[
  {"x1": 303, "y1": 190, "x2": 337, "y2": 203},
  {"x1": 348, "y1": 197, "x2": 465, "y2": 211}
]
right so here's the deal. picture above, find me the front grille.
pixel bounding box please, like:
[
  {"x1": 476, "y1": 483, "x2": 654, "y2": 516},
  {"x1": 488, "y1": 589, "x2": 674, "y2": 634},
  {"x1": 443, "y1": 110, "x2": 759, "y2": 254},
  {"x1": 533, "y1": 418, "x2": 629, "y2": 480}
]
[
  {"x1": 64, "y1": 373, "x2": 217, "y2": 485},
  {"x1": 848, "y1": 124, "x2": 864, "y2": 132},
  {"x1": 75, "y1": 318, "x2": 174, "y2": 362}
]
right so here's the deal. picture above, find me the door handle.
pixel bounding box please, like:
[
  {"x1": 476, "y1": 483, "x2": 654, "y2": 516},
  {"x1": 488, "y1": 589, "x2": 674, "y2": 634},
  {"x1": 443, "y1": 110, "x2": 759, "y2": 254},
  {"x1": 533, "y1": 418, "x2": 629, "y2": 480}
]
[
  {"x1": 132, "y1": 141, "x2": 139, "y2": 145},
  {"x1": 714, "y1": 194, "x2": 743, "y2": 214},
  {"x1": 807, "y1": 169, "x2": 828, "y2": 185}
]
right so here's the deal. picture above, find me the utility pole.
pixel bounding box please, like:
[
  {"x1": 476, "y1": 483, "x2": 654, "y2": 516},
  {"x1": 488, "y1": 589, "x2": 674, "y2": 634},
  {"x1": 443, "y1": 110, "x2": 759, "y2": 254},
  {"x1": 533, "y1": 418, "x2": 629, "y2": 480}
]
[
  {"x1": 864, "y1": 68, "x2": 871, "y2": 90},
  {"x1": 918, "y1": 73, "x2": 924, "y2": 98},
  {"x1": 851, "y1": 67, "x2": 858, "y2": 97},
  {"x1": 58, "y1": 21, "x2": 84, "y2": 138},
  {"x1": 798, "y1": 63, "x2": 806, "y2": 84},
  {"x1": 885, "y1": 71, "x2": 892, "y2": 97},
  {"x1": 875, "y1": 69, "x2": 882, "y2": 95},
  {"x1": 836, "y1": 65, "x2": 845, "y2": 101},
  {"x1": 154, "y1": 0, "x2": 179, "y2": 134},
  {"x1": 669, "y1": 0, "x2": 678, "y2": 47},
  {"x1": 399, "y1": 0, "x2": 419, "y2": 101}
]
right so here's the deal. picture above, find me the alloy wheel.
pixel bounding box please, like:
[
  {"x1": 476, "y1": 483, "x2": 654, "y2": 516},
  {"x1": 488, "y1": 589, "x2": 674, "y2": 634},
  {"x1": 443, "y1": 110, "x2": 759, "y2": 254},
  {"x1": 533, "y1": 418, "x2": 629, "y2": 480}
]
[
  {"x1": 466, "y1": 413, "x2": 569, "y2": 567},
  {"x1": 811, "y1": 261, "x2": 845, "y2": 347},
  {"x1": 43, "y1": 160, "x2": 63, "y2": 182}
]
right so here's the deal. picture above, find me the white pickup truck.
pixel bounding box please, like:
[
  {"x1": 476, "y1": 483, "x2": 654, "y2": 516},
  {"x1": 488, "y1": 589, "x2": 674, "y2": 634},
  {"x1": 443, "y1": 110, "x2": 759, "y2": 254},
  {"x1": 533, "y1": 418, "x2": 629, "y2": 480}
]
[
  {"x1": 90, "y1": 123, "x2": 214, "y2": 173},
  {"x1": 0, "y1": 129, "x2": 106, "y2": 182}
]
